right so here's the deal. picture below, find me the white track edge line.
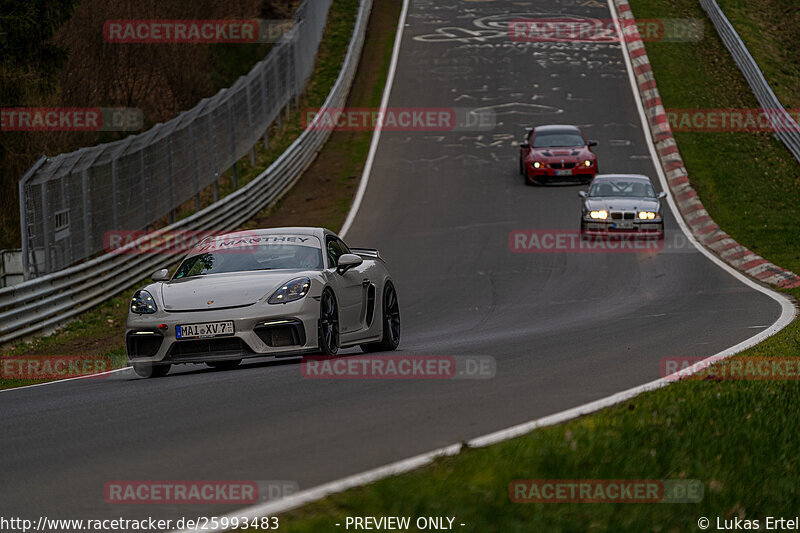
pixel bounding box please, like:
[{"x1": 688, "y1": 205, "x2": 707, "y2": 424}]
[
  {"x1": 0, "y1": 366, "x2": 130, "y2": 394},
  {"x1": 338, "y1": 0, "x2": 409, "y2": 239},
  {"x1": 173, "y1": 1, "x2": 795, "y2": 531}
]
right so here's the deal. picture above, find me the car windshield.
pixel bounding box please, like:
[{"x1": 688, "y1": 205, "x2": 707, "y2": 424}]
[
  {"x1": 174, "y1": 236, "x2": 323, "y2": 279},
  {"x1": 532, "y1": 133, "x2": 584, "y2": 148},
  {"x1": 589, "y1": 180, "x2": 656, "y2": 198}
]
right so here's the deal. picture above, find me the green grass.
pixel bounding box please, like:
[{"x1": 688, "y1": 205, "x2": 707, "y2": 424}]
[
  {"x1": 715, "y1": 0, "x2": 800, "y2": 109},
  {"x1": 630, "y1": 0, "x2": 800, "y2": 276}
]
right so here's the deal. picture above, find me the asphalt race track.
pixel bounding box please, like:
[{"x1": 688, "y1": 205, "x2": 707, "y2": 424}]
[{"x1": 0, "y1": 0, "x2": 782, "y2": 526}]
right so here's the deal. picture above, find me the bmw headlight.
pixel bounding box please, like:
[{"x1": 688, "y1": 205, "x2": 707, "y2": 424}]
[
  {"x1": 589, "y1": 210, "x2": 608, "y2": 220},
  {"x1": 131, "y1": 290, "x2": 157, "y2": 314},
  {"x1": 583, "y1": 159, "x2": 593, "y2": 167},
  {"x1": 268, "y1": 277, "x2": 311, "y2": 304},
  {"x1": 638, "y1": 211, "x2": 657, "y2": 220}
]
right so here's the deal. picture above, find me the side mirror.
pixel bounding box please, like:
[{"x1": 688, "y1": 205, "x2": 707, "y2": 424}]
[
  {"x1": 151, "y1": 268, "x2": 169, "y2": 282},
  {"x1": 336, "y1": 254, "x2": 363, "y2": 275},
  {"x1": 587, "y1": 140, "x2": 598, "y2": 147},
  {"x1": 520, "y1": 142, "x2": 530, "y2": 149},
  {"x1": 578, "y1": 191, "x2": 587, "y2": 198},
  {"x1": 657, "y1": 191, "x2": 667, "y2": 199}
]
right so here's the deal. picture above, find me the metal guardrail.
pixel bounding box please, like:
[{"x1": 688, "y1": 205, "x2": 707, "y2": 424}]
[
  {"x1": 0, "y1": 0, "x2": 373, "y2": 345},
  {"x1": 19, "y1": 0, "x2": 331, "y2": 277},
  {"x1": 701, "y1": 0, "x2": 800, "y2": 163}
]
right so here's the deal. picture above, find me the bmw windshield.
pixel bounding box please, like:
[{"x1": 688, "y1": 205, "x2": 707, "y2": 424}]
[
  {"x1": 533, "y1": 133, "x2": 585, "y2": 148},
  {"x1": 589, "y1": 180, "x2": 656, "y2": 198}
]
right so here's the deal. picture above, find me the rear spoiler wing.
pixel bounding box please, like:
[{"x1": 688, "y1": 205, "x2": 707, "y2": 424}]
[{"x1": 350, "y1": 247, "x2": 382, "y2": 261}]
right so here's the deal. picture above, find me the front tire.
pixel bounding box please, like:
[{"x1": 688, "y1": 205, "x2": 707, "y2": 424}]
[
  {"x1": 133, "y1": 363, "x2": 170, "y2": 378},
  {"x1": 361, "y1": 282, "x2": 401, "y2": 353},
  {"x1": 318, "y1": 289, "x2": 340, "y2": 355}
]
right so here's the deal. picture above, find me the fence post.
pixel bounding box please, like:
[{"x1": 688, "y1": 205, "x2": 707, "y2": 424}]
[
  {"x1": 227, "y1": 98, "x2": 238, "y2": 188},
  {"x1": 261, "y1": 62, "x2": 270, "y2": 150},
  {"x1": 18, "y1": 156, "x2": 47, "y2": 280},
  {"x1": 167, "y1": 137, "x2": 175, "y2": 223},
  {"x1": 111, "y1": 159, "x2": 119, "y2": 231},
  {"x1": 81, "y1": 169, "x2": 91, "y2": 259},
  {"x1": 274, "y1": 56, "x2": 283, "y2": 130},
  {"x1": 190, "y1": 126, "x2": 201, "y2": 211},
  {"x1": 139, "y1": 150, "x2": 149, "y2": 227},
  {"x1": 246, "y1": 80, "x2": 256, "y2": 166},
  {"x1": 41, "y1": 183, "x2": 51, "y2": 273}
]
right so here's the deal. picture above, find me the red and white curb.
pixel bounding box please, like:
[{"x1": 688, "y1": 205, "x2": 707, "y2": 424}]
[{"x1": 614, "y1": 0, "x2": 800, "y2": 289}]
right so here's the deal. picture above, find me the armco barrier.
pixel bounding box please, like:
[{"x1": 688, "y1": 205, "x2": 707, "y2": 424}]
[
  {"x1": 0, "y1": 0, "x2": 373, "y2": 345},
  {"x1": 701, "y1": 0, "x2": 800, "y2": 163}
]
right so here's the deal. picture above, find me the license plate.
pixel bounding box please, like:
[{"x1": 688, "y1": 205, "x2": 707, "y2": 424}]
[
  {"x1": 176, "y1": 321, "x2": 234, "y2": 339},
  {"x1": 555, "y1": 169, "x2": 572, "y2": 176},
  {"x1": 613, "y1": 222, "x2": 634, "y2": 229}
]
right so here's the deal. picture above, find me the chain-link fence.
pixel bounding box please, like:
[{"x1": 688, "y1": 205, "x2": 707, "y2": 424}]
[{"x1": 18, "y1": 0, "x2": 332, "y2": 278}]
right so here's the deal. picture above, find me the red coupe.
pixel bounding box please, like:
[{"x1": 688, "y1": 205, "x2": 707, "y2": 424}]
[{"x1": 519, "y1": 124, "x2": 598, "y2": 185}]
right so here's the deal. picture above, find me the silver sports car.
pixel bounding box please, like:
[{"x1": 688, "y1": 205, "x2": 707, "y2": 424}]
[
  {"x1": 579, "y1": 174, "x2": 667, "y2": 238},
  {"x1": 125, "y1": 227, "x2": 400, "y2": 377}
]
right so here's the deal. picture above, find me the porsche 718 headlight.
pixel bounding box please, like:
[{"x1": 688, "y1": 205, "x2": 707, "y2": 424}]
[
  {"x1": 532, "y1": 161, "x2": 543, "y2": 169},
  {"x1": 638, "y1": 211, "x2": 656, "y2": 220},
  {"x1": 268, "y1": 277, "x2": 311, "y2": 304},
  {"x1": 589, "y1": 210, "x2": 608, "y2": 220},
  {"x1": 131, "y1": 289, "x2": 157, "y2": 314}
]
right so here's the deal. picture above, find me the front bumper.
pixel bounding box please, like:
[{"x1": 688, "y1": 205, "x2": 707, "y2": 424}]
[
  {"x1": 125, "y1": 297, "x2": 320, "y2": 365},
  {"x1": 581, "y1": 219, "x2": 664, "y2": 238},
  {"x1": 528, "y1": 163, "x2": 596, "y2": 183}
]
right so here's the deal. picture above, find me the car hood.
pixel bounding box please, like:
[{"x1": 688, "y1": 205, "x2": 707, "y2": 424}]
[
  {"x1": 584, "y1": 197, "x2": 660, "y2": 211},
  {"x1": 531, "y1": 146, "x2": 590, "y2": 159},
  {"x1": 159, "y1": 270, "x2": 312, "y2": 311}
]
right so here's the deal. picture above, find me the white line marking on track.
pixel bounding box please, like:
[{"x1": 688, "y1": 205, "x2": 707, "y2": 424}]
[
  {"x1": 339, "y1": 0, "x2": 410, "y2": 239},
  {"x1": 0, "y1": 367, "x2": 131, "y2": 394}
]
